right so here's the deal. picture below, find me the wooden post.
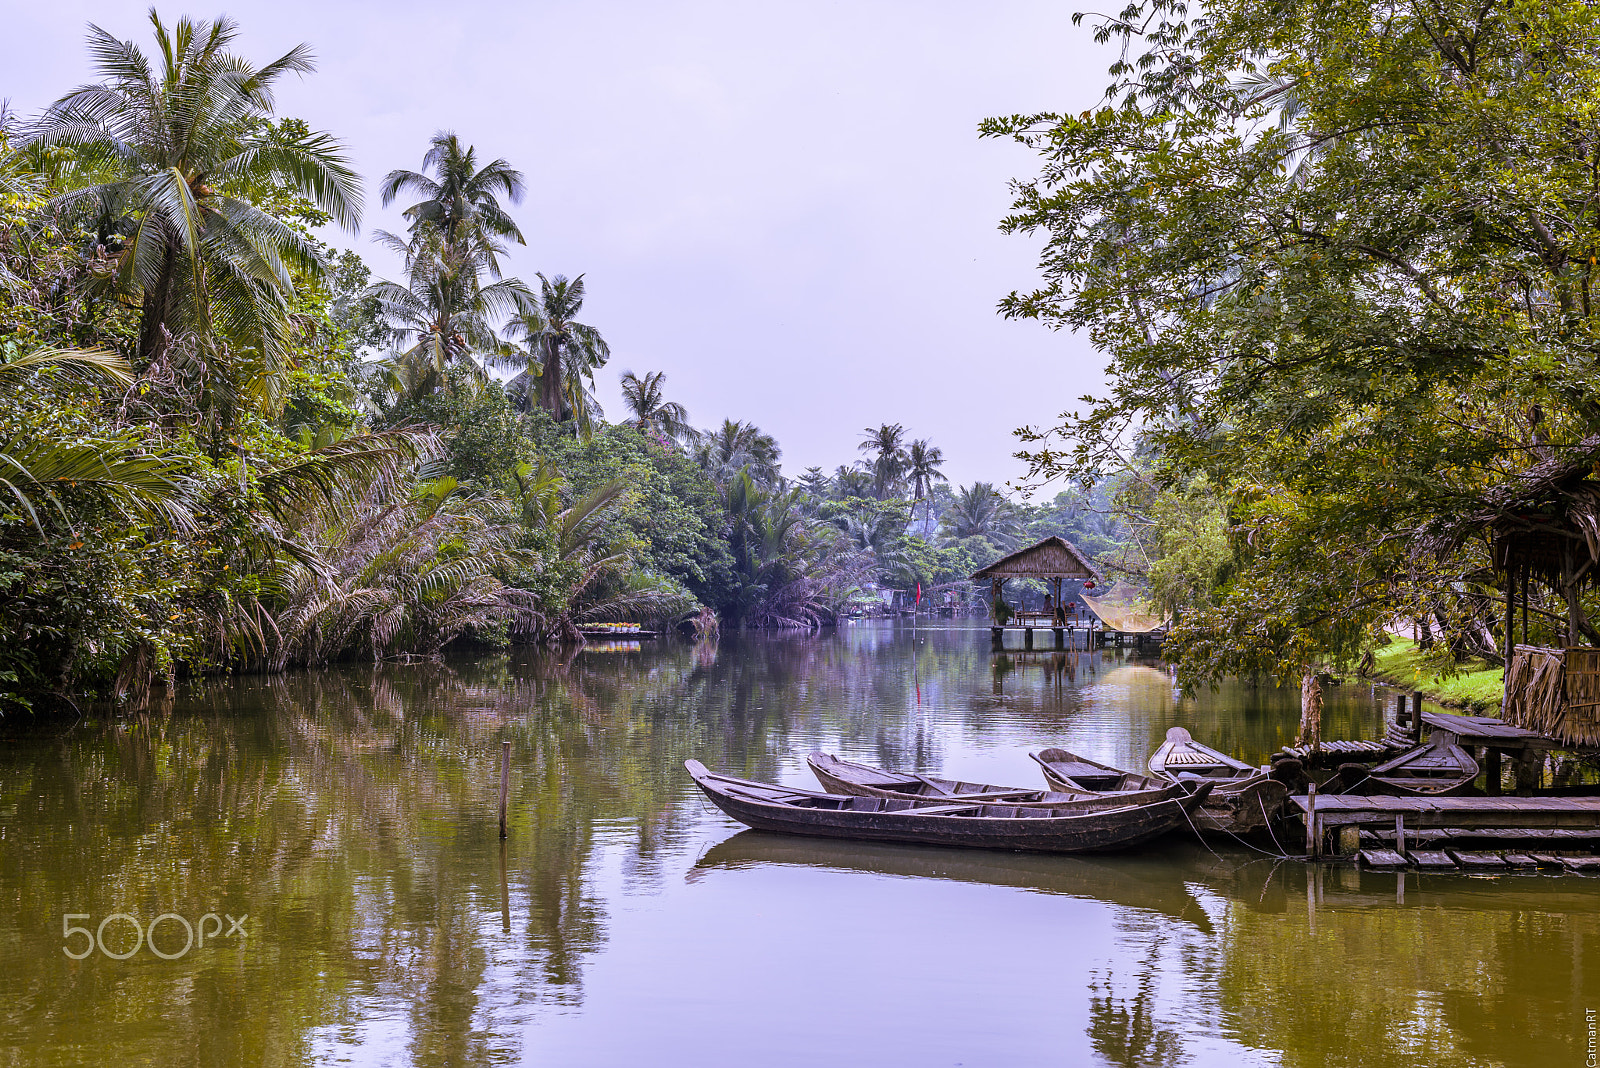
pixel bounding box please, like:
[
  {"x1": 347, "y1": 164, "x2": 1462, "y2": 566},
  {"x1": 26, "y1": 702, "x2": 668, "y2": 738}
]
[
  {"x1": 498, "y1": 740, "x2": 511, "y2": 840},
  {"x1": 1394, "y1": 693, "x2": 1408, "y2": 727},
  {"x1": 1410, "y1": 693, "x2": 1424, "y2": 744},
  {"x1": 1305, "y1": 782, "x2": 1319, "y2": 858},
  {"x1": 1503, "y1": 539, "x2": 1516, "y2": 670},
  {"x1": 990, "y1": 626, "x2": 1003, "y2": 652},
  {"x1": 1024, "y1": 627, "x2": 1034, "y2": 650},
  {"x1": 1394, "y1": 814, "x2": 1406, "y2": 857},
  {"x1": 1485, "y1": 748, "x2": 1502, "y2": 796}
]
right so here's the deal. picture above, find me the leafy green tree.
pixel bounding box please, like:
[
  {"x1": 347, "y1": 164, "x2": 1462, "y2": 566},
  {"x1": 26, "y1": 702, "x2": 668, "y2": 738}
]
[
  {"x1": 30, "y1": 10, "x2": 362, "y2": 429},
  {"x1": 983, "y1": 0, "x2": 1600, "y2": 693},
  {"x1": 693, "y1": 419, "x2": 782, "y2": 486}
]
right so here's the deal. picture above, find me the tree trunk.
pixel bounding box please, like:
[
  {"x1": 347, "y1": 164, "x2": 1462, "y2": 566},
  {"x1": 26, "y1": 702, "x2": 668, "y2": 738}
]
[
  {"x1": 137, "y1": 239, "x2": 179, "y2": 369},
  {"x1": 1296, "y1": 670, "x2": 1323, "y2": 753},
  {"x1": 540, "y1": 336, "x2": 565, "y2": 421}
]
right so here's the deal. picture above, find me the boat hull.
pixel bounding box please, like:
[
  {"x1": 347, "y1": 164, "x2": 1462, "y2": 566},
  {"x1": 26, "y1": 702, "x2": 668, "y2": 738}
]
[
  {"x1": 1035, "y1": 748, "x2": 1286, "y2": 835},
  {"x1": 688, "y1": 761, "x2": 1213, "y2": 854}
]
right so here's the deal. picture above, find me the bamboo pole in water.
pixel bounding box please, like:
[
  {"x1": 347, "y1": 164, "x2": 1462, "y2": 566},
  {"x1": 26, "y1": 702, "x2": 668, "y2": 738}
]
[{"x1": 499, "y1": 741, "x2": 511, "y2": 840}]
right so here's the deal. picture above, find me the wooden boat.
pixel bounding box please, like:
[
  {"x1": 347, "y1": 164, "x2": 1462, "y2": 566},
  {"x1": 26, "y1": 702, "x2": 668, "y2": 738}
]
[
  {"x1": 1148, "y1": 727, "x2": 1258, "y2": 780},
  {"x1": 691, "y1": 831, "x2": 1215, "y2": 932},
  {"x1": 806, "y1": 750, "x2": 1191, "y2": 813},
  {"x1": 1032, "y1": 739, "x2": 1288, "y2": 836},
  {"x1": 686, "y1": 760, "x2": 1214, "y2": 854},
  {"x1": 1357, "y1": 735, "x2": 1480, "y2": 796}
]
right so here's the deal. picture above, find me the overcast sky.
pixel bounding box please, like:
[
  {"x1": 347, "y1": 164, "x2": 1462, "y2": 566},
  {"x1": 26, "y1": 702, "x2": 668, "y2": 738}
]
[{"x1": 7, "y1": 1, "x2": 1113, "y2": 493}]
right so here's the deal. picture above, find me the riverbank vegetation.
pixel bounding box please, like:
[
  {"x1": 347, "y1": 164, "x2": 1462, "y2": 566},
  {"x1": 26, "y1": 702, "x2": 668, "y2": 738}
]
[
  {"x1": 0, "y1": 11, "x2": 1128, "y2": 713},
  {"x1": 987, "y1": 0, "x2": 1600, "y2": 711}
]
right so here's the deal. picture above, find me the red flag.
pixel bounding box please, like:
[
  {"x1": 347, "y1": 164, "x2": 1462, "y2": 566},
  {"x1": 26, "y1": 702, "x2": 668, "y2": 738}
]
[{"x1": 915, "y1": 582, "x2": 922, "y2": 605}]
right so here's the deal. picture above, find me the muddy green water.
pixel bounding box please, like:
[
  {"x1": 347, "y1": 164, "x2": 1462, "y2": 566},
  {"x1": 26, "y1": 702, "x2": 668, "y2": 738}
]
[{"x1": 1, "y1": 622, "x2": 1594, "y2": 1067}]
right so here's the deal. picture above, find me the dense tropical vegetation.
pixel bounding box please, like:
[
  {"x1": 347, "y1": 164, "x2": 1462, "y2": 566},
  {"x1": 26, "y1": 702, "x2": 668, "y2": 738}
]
[
  {"x1": 985, "y1": 0, "x2": 1600, "y2": 712},
  {"x1": 0, "y1": 11, "x2": 1130, "y2": 713}
]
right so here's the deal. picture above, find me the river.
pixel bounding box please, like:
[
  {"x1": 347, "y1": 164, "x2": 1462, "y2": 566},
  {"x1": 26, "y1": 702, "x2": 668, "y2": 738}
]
[{"x1": 1, "y1": 621, "x2": 1593, "y2": 1067}]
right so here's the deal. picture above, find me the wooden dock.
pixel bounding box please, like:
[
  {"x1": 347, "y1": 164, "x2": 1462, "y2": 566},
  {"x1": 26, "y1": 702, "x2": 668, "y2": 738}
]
[{"x1": 1291, "y1": 794, "x2": 1600, "y2": 861}]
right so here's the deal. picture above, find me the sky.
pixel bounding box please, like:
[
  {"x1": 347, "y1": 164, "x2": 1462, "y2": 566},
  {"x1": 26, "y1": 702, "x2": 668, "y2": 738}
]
[{"x1": 5, "y1": 1, "x2": 1115, "y2": 493}]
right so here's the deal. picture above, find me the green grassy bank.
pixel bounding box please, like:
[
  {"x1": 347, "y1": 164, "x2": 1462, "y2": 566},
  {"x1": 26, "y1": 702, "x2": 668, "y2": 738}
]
[{"x1": 1366, "y1": 638, "x2": 1504, "y2": 714}]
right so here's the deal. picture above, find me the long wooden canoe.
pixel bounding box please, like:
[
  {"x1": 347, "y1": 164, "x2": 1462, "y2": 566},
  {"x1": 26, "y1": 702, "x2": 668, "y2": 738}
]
[
  {"x1": 1032, "y1": 742, "x2": 1287, "y2": 836},
  {"x1": 806, "y1": 750, "x2": 1191, "y2": 813},
  {"x1": 1359, "y1": 735, "x2": 1480, "y2": 796},
  {"x1": 686, "y1": 760, "x2": 1214, "y2": 853}
]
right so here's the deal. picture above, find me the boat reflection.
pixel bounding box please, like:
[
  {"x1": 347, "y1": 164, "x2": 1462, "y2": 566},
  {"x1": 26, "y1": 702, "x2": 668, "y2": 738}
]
[{"x1": 690, "y1": 830, "x2": 1215, "y2": 932}]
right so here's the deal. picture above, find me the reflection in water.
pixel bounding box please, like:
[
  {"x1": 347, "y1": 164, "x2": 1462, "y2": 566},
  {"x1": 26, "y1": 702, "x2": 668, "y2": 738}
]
[{"x1": 0, "y1": 622, "x2": 1594, "y2": 1067}]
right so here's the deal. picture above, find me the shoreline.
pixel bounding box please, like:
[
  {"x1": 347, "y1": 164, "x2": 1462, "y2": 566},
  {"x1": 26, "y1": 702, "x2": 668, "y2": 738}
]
[{"x1": 1359, "y1": 637, "x2": 1504, "y2": 715}]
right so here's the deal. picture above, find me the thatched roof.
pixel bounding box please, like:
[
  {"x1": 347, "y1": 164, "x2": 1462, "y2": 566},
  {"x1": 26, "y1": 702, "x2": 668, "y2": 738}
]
[
  {"x1": 1423, "y1": 434, "x2": 1600, "y2": 582},
  {"x1": 971, "y1": 536, "x2": 1102, "y2": 582}
]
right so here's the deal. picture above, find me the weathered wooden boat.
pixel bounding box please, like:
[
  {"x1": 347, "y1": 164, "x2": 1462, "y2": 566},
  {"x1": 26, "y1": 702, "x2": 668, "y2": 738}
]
[
  {"x1": 1356, "y1": 735, "x2": 1480, "y2": 796},
  {"x1": 691, "y1": 830, "x2": 1215, "y2": 931},
  {"x1": 1148, "y1": 727, "x2": 1259, "y2": 780},
  {"x1": 806, "y1": 750, "x2": 1190, "y2": 812},
  {"x1": 686, "y1": 760, "x2": 1214, "y2": 853},
  {"x1": 1032, "y1": 740, "x2": 1288, "y2": 835}
]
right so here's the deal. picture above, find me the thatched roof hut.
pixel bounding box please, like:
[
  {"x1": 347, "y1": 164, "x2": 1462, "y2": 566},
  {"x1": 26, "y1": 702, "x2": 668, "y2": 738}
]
[
  {"x1": 1430, "y1": 434, "x2": 1600, "y2": 745},
  {"x1": 971, "y1": 536, "x2": 1101, "y2": 583},
  {"x1": 972, "y1": 537, "x2": 1102, "y2": 624}
]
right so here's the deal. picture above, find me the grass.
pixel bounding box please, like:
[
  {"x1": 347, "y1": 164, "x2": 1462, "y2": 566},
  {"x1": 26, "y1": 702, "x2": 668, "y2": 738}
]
[{"x1": 1367, "y1": 638, "x2": 1504, "y2": 713}]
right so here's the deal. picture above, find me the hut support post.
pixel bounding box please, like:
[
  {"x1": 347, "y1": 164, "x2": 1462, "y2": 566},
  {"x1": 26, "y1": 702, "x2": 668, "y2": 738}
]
[
  {"x1": 1504, "y1": 551, "x2": 1516, "y2": 669},
  {"x1": 1410, "y1": 693, "x2": 1424, "y2": 744}
]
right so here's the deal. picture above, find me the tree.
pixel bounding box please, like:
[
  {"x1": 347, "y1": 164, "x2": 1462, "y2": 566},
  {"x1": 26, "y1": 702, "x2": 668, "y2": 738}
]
[
  {"x1": 939, "y1": 482, "x2": 1020, "y2": 552},
  {"x1": 858, "y1": 423, "x2": 908, "y2": 499},
  {"x1": 504, "y1": 273, "x2": 609, "y2": 434},
  {"x1": 619, "y1": 369, "x2": 695, "y2": 445},
  {"x1": 905, "y1": 438, "x2": 948, "y2": 528},
  {"x1": 982, "y1": 0, "x2": 1600, "y2": 688},
  {"x1": 30, "y1": 10, "x2": 362, "y2": 424},
  {"x1": 693, "y1": 419, "x2": 781, "y2": 486},
  {"x1": 379, "y1": 131, "x2": 525, "y2": 272}
]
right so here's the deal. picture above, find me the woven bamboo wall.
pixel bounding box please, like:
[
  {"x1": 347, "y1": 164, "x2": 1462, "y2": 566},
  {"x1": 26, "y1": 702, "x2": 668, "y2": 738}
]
[{"x1": 1504, "y1": 645, "x2": 1600, "y2": 746}]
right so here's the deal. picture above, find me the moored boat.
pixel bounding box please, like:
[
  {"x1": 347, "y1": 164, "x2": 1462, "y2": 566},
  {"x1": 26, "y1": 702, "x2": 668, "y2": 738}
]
[
  {"x1": 686, "y1": 760, "x2": 1214, "y2": 854},
  {"x1": 1148, "y1": 727, "x2": 1258, "y2": 780},
  {"x1": 1033, "y1": 740, "x2": 1287, "y2": 835},
  {"x1": 1357, "y1": 735, "x2": 1479, "y2": 796},
  {"x1": 807, "y1": 750, "x2": 1190, "y2": 813}
]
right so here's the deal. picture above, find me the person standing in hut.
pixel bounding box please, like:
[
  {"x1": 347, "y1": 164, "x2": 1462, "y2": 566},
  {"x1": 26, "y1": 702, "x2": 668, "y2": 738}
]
[{"x1": 1043, "y1": 592, "x2": 1053, "y2": 624}]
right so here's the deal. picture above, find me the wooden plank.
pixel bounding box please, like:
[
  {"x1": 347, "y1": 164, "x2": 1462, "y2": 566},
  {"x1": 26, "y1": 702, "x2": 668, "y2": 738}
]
[
  {"x1": 1359, "y1": 849, "x2": 1408, "y2": 869},
  {"x1": 1531, "y1": 853, "x2": 1568, "y2": 867},
  {"x1": 1561, "y1": 855, "x2": 1600, "y2": 872},
  {"x1": 1450, "y1": 850, "x2": 1509, "y2": 869},
  {"x1": 1409, "y1": 851, "x2": 1457, "y2": 870},
  {"x1": 1501, "y1": 853, "x2": 1541, "y2": 868}
]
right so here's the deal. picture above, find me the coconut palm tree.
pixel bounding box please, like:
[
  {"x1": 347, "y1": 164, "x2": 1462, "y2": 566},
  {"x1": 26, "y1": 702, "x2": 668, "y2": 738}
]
[
  {"x1": 368, "y1": 225, "x2": 530, "y2": 388},
  {"x1": 693, "y1": 419, "x2": 782, "y2": 485},
  {"x1": 29, "y1": 11, "x2": 362, "y2": 420},
  {"x1": 905, "y1": 438, "x2": 947, "y2": 529},
  {"x1": 939, "y1": 482, "x2": 1021, "y2": 551},
  {"x1": 858, "y1": 423, "x2": 909, "y2": 498},
  {"x1": 502, "y1": 273, "x2": 609, "y2": 434},
  {"x1": 379, "y1": 131, "x2": 525, "y2": 274},
  {"x1": 619, "y1": 370, "x2": 695, "y2": 445}
]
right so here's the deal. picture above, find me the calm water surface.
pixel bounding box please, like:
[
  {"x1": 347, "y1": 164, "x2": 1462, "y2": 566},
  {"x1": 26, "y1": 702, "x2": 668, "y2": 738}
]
[{"x1": 1, "y1": 622, "x2": 1594, "y2": 1067}]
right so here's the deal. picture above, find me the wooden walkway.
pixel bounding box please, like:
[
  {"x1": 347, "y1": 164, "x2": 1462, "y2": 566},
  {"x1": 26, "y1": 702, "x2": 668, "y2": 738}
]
[
  {"x1": 1291, "y1": 794, "x2": 1600, "y2": 858},
  {"x1": 1420, "y1": 711, "x2": 1558, "y2": 751}
]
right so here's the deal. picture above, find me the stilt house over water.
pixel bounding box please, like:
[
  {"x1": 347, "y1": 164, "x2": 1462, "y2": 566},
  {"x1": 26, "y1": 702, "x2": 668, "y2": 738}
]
[
  {"x1": 1439, "y1": 434, "x2": 1600, "y2": 746},
  {"x1": 971, "y1": 536, "x2": 1102, "y2": 622}
]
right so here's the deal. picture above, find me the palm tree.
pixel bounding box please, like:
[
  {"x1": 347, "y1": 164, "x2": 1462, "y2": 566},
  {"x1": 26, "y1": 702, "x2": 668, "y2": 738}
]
[
  {"x1": 858, "y1": 423, "x2": 909, "y2": 498},
  {"x1": 940, "y1": 482, "x2": 1021, "y2": 551},
  {"x1": 30, "y1": 11, "x2": 362, "y2": 419},
  {"x1": 905, "y1": 438, "x2": 948, "y2": 529},
  {"x1": 503, "y1": 273, "x2": 610, "y2": 434},
  {"x1": 693, "y1": 419, "x2": 781, "y2": 485},
  {"x1": 369, "y1": 225, "x2": 530, "y2": 389},
  {"x1": 379, "y1": 131, "x2": 525, "y2": 273},
  {"x1": 619, "y1": 370, "x2": 695, "y2": 445}
]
